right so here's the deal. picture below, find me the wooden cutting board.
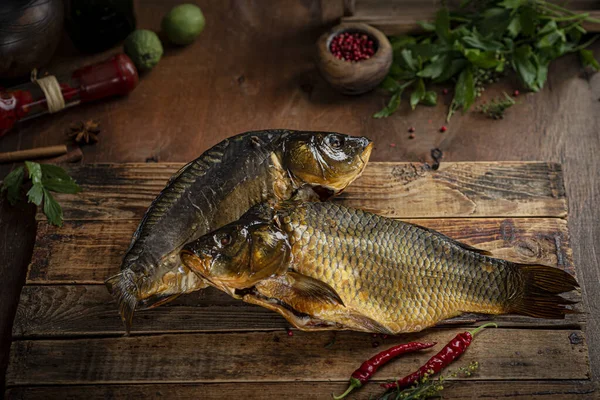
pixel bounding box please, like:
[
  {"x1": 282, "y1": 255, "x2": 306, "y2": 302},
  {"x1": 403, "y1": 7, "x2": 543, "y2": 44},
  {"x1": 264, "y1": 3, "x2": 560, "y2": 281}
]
[{"x1": 4, "y1": 162, "x2": 594, "y2": 399}]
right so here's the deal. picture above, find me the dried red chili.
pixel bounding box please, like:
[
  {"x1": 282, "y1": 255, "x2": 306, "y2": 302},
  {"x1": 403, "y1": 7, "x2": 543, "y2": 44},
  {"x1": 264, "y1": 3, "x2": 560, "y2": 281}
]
[
  {"x1": 382, "y1": 323, "x2": 497, "y2": 390},
  {"x1": 333, "y1": 341, "x2": 436, "y2": 399}
]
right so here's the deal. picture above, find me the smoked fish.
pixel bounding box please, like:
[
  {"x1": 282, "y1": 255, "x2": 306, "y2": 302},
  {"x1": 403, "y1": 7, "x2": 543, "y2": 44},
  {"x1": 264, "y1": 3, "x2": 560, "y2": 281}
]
[
  {"x1": 181, "y1": 202, "x2": 579, "y2": 334},
  {"x1": 106, "y1": 130, "x2": 372, "y2": 331}
]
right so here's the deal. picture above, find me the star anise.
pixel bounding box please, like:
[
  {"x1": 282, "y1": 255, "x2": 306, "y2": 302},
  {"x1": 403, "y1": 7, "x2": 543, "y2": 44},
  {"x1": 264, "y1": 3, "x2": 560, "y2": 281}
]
[{"x1": 67, "y1": 120, "x2": 100, "y2": 144}]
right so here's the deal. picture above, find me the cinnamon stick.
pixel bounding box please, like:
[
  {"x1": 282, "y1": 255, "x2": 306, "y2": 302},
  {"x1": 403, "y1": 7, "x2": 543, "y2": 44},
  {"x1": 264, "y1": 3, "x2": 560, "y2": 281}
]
[
  {"x1": 0, "y1": 145, "x2": 68, "y2": 164},
  {"x1": 44, "y1": 147, "x2": 83, "y2": 163}
]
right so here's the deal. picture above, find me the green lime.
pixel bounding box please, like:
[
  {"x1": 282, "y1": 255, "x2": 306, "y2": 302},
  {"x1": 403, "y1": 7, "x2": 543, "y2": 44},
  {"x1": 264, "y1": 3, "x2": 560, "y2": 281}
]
[
  {"x1": 162, "y1": 4, "x2": 205, "y2": 46},
  {"x1": 124, "y1": 30, "x2": 163, "y2": 72}
]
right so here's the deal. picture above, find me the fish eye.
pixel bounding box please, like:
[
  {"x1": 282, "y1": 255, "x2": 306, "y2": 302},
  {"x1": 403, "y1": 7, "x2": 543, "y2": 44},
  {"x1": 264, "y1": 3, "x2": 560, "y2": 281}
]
[
  {"x1": 326, "y1": 134, "x2": 344, "y2": 149},
  {"x1": 215, "y1": 233, "x2": 232, "y2": 246}
]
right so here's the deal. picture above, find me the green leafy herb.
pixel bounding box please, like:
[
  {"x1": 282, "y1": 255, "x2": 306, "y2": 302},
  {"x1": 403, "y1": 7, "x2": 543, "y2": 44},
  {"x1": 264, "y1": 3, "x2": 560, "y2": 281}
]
[
  {"x1": 1, "y1": 162, "x2": 81, "y2": 227},
  {"x1": 476, "y1": 92, "x2": 517, "y2": 119},
  {"x1": 376, "y1": 361, "x2": 479, "y2": 400},
  {"x1": 375, "y1": 0, "x2": 600, "y2": 120},
  {"x1": 0, "y1": 167, "x2": 24, "y2": 205}
]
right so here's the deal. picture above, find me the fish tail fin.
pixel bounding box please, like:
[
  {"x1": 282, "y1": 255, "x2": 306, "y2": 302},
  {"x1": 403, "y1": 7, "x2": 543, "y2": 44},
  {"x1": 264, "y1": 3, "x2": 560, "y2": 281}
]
[
  {"x1": 105, "y1": 272, "x2": 138, "y2": 334},
  {"x1": 507, "y1": 264, "x2": 580, "y2": 319}
]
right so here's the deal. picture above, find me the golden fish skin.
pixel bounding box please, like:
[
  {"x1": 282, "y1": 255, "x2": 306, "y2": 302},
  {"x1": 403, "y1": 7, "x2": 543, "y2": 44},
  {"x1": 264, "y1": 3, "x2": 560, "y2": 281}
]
[
  {"x1": 272, "y1": 202, "x2": 578, "y2": 333},
  {"x1": 106, "y1": 130, "x2": 372, "y2": 332}
]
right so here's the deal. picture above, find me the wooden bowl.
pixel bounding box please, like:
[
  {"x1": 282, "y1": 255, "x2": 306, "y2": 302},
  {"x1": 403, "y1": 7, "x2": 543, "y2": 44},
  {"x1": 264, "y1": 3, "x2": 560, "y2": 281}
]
[{"x1": 316, "y1": 23, "x2": 392, "y2": 95}]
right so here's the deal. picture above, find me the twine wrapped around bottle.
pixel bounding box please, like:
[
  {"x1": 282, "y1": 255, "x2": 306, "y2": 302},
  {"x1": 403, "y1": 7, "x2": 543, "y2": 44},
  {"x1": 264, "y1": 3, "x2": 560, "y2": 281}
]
[{"x1": 31, "y1": 68, "x2": 65, "y2": 113}]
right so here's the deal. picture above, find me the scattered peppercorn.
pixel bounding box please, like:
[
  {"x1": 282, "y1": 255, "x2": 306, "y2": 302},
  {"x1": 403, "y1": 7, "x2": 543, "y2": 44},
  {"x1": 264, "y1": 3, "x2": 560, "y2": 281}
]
[
  {"x1": 513, "y1": 90, "x2": 520, "y2": 96},
  {"x1": 287, "y1": 329, "x2": 294, "y2": 337},
  {"x1": 372, "y1": 333, "x2": 378, "y2": 338},
  {"x1": 442, "y1": 89, "x2": 449, "y2": 95},
  {"x1": 330, "y1": 32, "x2": 376, "y2": 62},
  {"x1": 440, "y1": 126, "x2": 447, "y2": 133},
  {"x1": 408, "y1": 126, "x2": 415, "y2": 133},
  {"x1": 372, "y1": 341, "x2": 380, "y2": 348},
  {"x1": 409, "y1": 133, "x2": 415, "y2": 139},
  {"x1": 389, "y1": 143, "x2": 396, "y2": 148}
]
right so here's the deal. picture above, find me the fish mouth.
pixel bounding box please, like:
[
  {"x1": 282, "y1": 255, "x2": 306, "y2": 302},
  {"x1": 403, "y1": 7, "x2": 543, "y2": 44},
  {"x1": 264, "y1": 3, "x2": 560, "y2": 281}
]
[{"x1": 181, "y1": 250, "x2": 211, "y2": 277}]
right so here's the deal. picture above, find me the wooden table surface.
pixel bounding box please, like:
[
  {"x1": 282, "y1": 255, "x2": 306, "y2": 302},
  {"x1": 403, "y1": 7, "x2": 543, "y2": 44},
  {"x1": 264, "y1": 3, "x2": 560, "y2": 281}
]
[{"x1": 0, "y1": 0, "x2": 599, "y2": 397}]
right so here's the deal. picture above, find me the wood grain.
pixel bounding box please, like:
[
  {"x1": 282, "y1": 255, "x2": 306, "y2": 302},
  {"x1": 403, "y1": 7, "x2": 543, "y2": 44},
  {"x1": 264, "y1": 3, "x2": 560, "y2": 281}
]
[
  {"x1": 26, "y1": 216, "x2": 573, "y2": 284},
  {"x1": 5, "y1": 328, "x2": 589, "y2": 386},
  {"x1": 12, "y1": 284, "x2": 584, "y2": 338},
  {"x1": 5, "y1": 380, "x2": 599, "y2": 400},
  {"x1": 0, "y1": 0, "x2": 598, "y2": 394},
  {"x1": 33, "y1": 162, "x2": 567, "y2": 222}
]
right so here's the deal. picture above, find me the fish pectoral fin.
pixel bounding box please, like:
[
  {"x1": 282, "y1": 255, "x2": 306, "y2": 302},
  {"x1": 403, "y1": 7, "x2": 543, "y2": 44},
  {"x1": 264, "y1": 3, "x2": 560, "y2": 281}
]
[
  {"x1": 282, "y1": 272, "x2": 345, "y2": 306},
  {"x1": 242, "y1": 292, "x2": 343, "y2": 331}
]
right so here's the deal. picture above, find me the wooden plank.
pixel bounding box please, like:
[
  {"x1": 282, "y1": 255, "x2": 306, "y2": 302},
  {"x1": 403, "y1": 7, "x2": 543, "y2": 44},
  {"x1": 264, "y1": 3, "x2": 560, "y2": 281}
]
[
  {"x1": 26, "y1": 216, "x2": 572, "y2": 284},
  {"x1": 12, "y1": 284, "x2": 584, "y2": 338},
  {"x1": 35, "y1": 162, "x2": 567, "y2": 221},
  {"x1": 5, "y1": 328, "x2": 589, "y2": 386},
  {"x1": 5, "y1": 380, "x2": 599, "y2": 400}
]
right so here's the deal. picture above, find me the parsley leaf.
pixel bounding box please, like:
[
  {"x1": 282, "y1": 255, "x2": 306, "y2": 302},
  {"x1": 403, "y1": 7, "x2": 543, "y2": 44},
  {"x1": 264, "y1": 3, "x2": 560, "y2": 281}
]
[
  {"x1": 0, "y1": 166, "x2": 25, "y2": 205},
  {"x1": 1, "y1": 162, "x2": 80, "y2": 227}
]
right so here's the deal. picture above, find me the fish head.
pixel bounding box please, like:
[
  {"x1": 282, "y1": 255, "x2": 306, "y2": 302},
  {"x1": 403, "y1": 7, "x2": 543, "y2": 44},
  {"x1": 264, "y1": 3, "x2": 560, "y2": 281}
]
[
  {"x1": 282, "y1": 131, "x2": 372, "y2": 198},
  {"x1": 181, "y1": 214, "x2": 291, "y2": 295}
]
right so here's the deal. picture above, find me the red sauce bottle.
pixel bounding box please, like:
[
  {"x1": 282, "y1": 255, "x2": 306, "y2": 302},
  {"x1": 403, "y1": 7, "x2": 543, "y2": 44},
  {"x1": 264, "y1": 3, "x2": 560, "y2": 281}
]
[{"x1": 0, "y1": 54, "x2": 139, "y2": 137}]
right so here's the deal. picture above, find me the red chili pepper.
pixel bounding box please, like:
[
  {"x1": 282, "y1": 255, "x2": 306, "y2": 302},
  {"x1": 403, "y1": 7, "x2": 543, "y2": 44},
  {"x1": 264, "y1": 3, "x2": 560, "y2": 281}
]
[
  {"x1": 382, "y1": 323, "x2": 496, "y2": 390},
  {"x1": 333, "y1": 341, "x2": 436, "y2": 399}
]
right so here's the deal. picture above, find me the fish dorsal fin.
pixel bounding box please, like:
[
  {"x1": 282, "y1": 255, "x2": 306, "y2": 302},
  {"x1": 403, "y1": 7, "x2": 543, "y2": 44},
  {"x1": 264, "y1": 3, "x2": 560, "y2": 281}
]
[
  {"x1": 405, "y1": 221, "x2": 493, "y2": 256},
  {"x1": 256, "y1": 272, "x2": 344, "y2": 306}
]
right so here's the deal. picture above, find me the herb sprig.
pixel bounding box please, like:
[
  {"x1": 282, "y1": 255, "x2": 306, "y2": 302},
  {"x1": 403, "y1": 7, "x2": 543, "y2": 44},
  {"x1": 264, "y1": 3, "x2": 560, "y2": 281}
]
[
  {"x1": 376, "y1": 361, "x2": 479, "y2": 400},
  {"x1": 375, "y1": 0, "x2": 600, "y2": 120},
  {"x1": 1, "y1": 162, "x2": 81, "y2": 226}
]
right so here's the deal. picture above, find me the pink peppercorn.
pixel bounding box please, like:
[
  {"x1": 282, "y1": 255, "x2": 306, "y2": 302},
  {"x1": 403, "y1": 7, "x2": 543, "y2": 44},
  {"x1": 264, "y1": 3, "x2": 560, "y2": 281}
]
[
  {"x1": 330, "y1": 32, "x2": 376, "y2": 62},
  {"x1": 287, "y1": 330, "x2": 294, "y2": 337},
  {"x1": 408, "y1": 127, "x2": 415, "y2": 133},
  {"x1": 440, "y1": 126, "x2": 447, "y2": 133},
  {"x1": 513, "y1": 90, "x2": 520, "y2": 96},
  {"x1": 442, "y1": 89, "x2": 449, "y2": 95}
]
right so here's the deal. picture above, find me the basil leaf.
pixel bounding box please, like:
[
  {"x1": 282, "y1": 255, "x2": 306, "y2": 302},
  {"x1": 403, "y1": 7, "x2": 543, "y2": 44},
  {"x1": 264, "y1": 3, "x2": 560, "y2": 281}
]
[
  {"x1": 410, "y1": 79, "x2": 426, "y2": 110},
  {"x1": 435, "y1": 8, "x2": 450, "y2": 43},
  {"x1": 389, "y1": 64, "x2": 416, "y2": 81},
  {"x1": 464, "y1": 49, "x2": 503, "y2": 69},
  {"x1": 417, "y1": 54, "x2": 449, "y2": 79},
  {"x1": 477, "y1": 8, "x2": 511, "y2": 37},
  {"x1": 421, "y1": 91, "x2": 438, "y2": 106},
  {"x1": 417, "y1": 20, "x2": 435, "y2": 32},
  {"x1": 519, "y1": 6, "x2": 536, "y2": 36},
  {"x1": 26, "y1": 183, "x2": 44, "y2": 206},
  {"x1": 454, "y1": 67, "x2": 475, "y2": 111},
  {"x1": 391, "y1": 36, "x2": 417, "y2": 53},
  {"x1": 507, "y1": 16, "x2": 521, "y2": 37},
  {"x1": 373, "y1": 91, "x2": 403, "y2": 118},
  {"x1": 462, "y1": 31, "x2": 503, "y2": 51},
  {"x1": 40, "y1": 164, "x2": 81, "y2": 194},
  {"x1": 1, "y1": 166, "x2": 25, "y2": 205},
  {"x1": 580, "y1": 49, "x2": 600, "y2": 71},
  {"x1": 499, "y1": 0, "x2": 522, "y2": 9},
  {"x1": 399, "y1": 49, "x2": 418, "y2": 71},
  {"x1": 433, "y1": 58, "x2": 468, "y2": 83},
  {"x1": 380, "y1": 76, "x2": 402, "y2": 92},
  {"x1": 42, "y1": 189, "x2": 63, "y2": 227},
  {"x1": 25, "y1": 161, "x2": 42, "y2": 185}
]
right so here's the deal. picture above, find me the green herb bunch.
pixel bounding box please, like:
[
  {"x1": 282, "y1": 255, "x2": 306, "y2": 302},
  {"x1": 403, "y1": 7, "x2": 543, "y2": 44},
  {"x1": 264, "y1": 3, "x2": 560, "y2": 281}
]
[
  {"x1": 476, "y1": 92, "x2": 517, "y2": 119},
  {"x1": 1, "y1": 162, "x2": 81, "y2": 226},
  {"x1": 374, "y1": 0, "x2": 600, "y2": 121},
  {"x1": 377, "y1": 361, "x2": 479, "y2": 400}
]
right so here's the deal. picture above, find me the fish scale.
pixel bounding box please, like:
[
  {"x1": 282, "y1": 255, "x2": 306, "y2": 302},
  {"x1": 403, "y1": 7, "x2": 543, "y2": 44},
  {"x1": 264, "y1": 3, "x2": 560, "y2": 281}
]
[{"x1": 279, "y1": 202, "x2": 528, "y2": 332}]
